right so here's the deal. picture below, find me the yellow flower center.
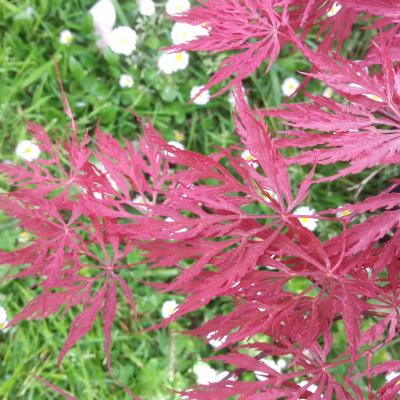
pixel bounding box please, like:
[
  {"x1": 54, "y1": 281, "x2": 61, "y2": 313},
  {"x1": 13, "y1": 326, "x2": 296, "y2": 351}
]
[
  {"x1": 341, "y1": 209, "x2": 351, "y2": 217},
  {"x1": 244, "y1": 153, "x2": 255, "y2": 161},
  {"x1": 175, "y1": 131, "x2": 185, "y2": 141},
  {"x1": 365, "y1": 94, "x2": 383, "y2": 102},
  {"x1": 19, "y1": 231, "x2": 30, "y2": 241},
  {"x1": 175, "y1": 52, "x2": 184, "y2": 62},
  {"x1": 23, "y1": 147, "x2": 33, "y2": 155},
  {"x1": 299, "y1": 217, "x2": 310, "y2": 224}
]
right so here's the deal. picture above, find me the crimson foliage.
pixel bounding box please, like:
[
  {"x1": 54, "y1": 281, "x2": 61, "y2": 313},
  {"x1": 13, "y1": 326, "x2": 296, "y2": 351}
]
[{"x1": 1, "y1": 1, "x2": 400, "y2": 399}]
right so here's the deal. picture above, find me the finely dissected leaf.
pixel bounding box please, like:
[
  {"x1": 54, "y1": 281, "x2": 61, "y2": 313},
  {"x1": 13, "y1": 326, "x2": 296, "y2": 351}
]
[
  {"x1": 169, "y1": 0, "x2": 374, "y2": 94},
  {"x1": 103, "y1": 280, "x2": 117, "y2": 370},
  {"x1": 340, "y1": 0, "x2": 400, "y2": 17},
  {"x1": 169, "y1": 0, "x2": 286, "y2": 95},
  {"x1": 33, "y1": 374, "x2": 77, "y2": 400},
  {"x1": 58, "y1": 286, "x2": 106, "y2": 365},
  {"x1": 2, "y1": 1, "x2": 400, "y2": 398}
]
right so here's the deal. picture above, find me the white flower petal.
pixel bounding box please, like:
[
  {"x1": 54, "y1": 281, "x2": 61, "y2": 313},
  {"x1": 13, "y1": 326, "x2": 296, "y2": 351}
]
[
  {"x1": 167, "y1": 140, "x2": 185, "y2": 150},
  {"x1": 282, "y1": 77, "x2": 300, "y2": 97},
  {"x1": 190, "y1": 85, "x2": 210, "y2": 105},
  {"x1": 322, "y1": 87, "x2": 334, "y2": 98},
  {"x1": 0, "y1": 307, "x2": 7, "y2": 325},
  {"x1": 364, "y1": 93, "x2": 384, "y2": 102},
  {"x1": 171, "y1": 22, "x2": 208, "y2": 45},
  {"x1": 255, "y1": 358, "x2": 286, "y2": 381},
  {"x1": 18, "y1": 231, "x2": 31, "y2": 243},
  {"x1": 119, "y1": 74, "x2": 134, "y2": 88},
  {"x1": 60, "y1": 29, "x2": 73, "y2": 45},
  {"x1": 108, "y1": 26, "x2": 137, "y2": 56},
  {"x1": 132, "y1": 195, "x2": 150, "y2": 213},
  {"x1": 294, "y1": 206, "x2": 318, "y2": 231},
  {"x1": 207, "y1": 331, "x2": 228, "y2": 348},
  {"x1": 241, "y1": 149, "x2": 259, "y2": 168},
  {"x1": 90, "y1": 0, "x2": 116, "y2": 30},
  {"x1": 166, "y1": 0, "x2": 191, "y2": 16},
  {"x1": 193, "y1": 362, "x2": 228, "y2": 385},
  {"x1": 161, "y1": 300, "x2": 179, "y2": 318},
  {"x1": 15, "y1": 140, "x2": 41, "y2": 162},
  {"x1": 299, "y1": 381, "x2": 319, "y2": 396},
  {"x1": 94, "y1": 162, "x2": 119, "y2": 191},
  {"x1": 385, "y1": 371, "x2": 400, "y2": 382},
  {"x1": 327, "y1": 2, "x2": 342, "y2": 17},
  {"x1": 158, "y1": 51, "x2": 189, "y2": 74},
  {"x1": 24, "y1": 7, "x2": 34, "y2": 17},
  {"x1": 139, "y1": 0, "x2": 155, "y2": 16}
]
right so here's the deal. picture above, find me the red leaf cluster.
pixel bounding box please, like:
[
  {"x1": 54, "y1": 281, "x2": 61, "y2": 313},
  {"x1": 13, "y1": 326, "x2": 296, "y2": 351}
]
[{"x1": 1, "y1": 1, "x2": 400, "y2": 399}]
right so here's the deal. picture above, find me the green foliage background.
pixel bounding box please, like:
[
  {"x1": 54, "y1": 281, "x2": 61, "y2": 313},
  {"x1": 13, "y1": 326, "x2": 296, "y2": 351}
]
[{"x1": 0, "y1": 1, "x2": 397, "y2": 399}]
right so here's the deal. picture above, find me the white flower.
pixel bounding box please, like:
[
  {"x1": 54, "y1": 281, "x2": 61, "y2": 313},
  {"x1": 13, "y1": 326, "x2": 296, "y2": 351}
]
[
  {"x1": 322, "y1": 87, "x2": 334, "y2": 98},
  {"x1": 93, "y1": 191, "x2": 103, "y2": 200},
  {"x1": 166, "y1": 0, "x2": 190, "y2": 16},
  {"x1": 60, "y1": 29, "x2": 73, "y2": 45},
  {"x1": 299, "y1": 381, "x2": 318, "y2": 394},
  {"x1": 228, "y1": 92, "x2": 236, "y2": 107},
  {"x1": 0, "y1": 306, "x2": 8, "y2": 332},
  {"x1": 139, "y1": 0, "x2": 156, "y2": 16},
  {"x1": 174, "y1": 131, "x2": 185, "y2": 142},
  {"x1": 255, "y1": 358, "x2": 286, "y2": 381},
  {"x1": 90, "y1": 0, "x2": 116, "y2": 49},
  {"x1": 282, "y1": 77, "x2": 300, "y2": 97},
  {"x1": 132, "y1": 195, "x2": 150, "y2": 213},
  {"x1": 347, "y1": 82, "x2": 362, "y2": 93},
  {"x1": 119, "y1": 74, "x2": 134, "y2": 88},
  {"x1": 108, "y1": 26, "x2": 137, "y2": 56},
  {"x1": 207, "y1": 331, "x2": 228, "y2": 348},
  {"x1": 161, "y1": 299, "x2": 179, "y2": 318},
  {"x1": 167, "y1": 140, "x2": 185, "y2": 150},
  {"x1": 163, "y1": 140, "x2": 185, "y2": 158},
  {"x1": 348, "y1": 83, "x2": 384, "y2": 102},
  {"x1": 385, "y1": 371, "x2": 400, "y2": 382},
  {"x1": 336, "y1": 208, "x2": 352, "y2": 218},
  {"x1": 164, "y1": 217, "x2": 188, "y2": 234},
  {"x1": 260, "y1": 189, "x2": 279, "y2": 204},
  {"x1": 241, "y1": 149, "x2": 259, "y2": 168},
  {"x1": 171, "y1": 22, "x2": 208, "y2": 45},
  {"x1": 190, "y1": 85, "x2": 210, "y2": 105},
  {"x1": 364, "y1": 93, "x2": 384, "y2": 102},
  {"x1": 90, "y1": 0, "x2": 116, "y2": 30},
  {"x1": 18, "y1": 231, "x2": 31, "y2": 244},
  {"x1": 228, "y1": 91, "x2": 249, "y2": 108},
  {"x1": 94, "y1": 162, "x2": 119, "y2": 191},
  {"x1": 15, "y1": 140, "x2": 41, "y2": 162},
  {"x1": 294, "y1": 206, "x2": 318, "y2": 231},
  {"x1": 0, "y1": 307, "x2": 7, "y2": 324},
  {"x1": 193, "y1": 362, "x2": 229, "y2": 385},
  {"x1": 158, "y1": 51, "x2": 189, "y2": 74},
  {"x1": 327, "y1": 2, "x2": 342, "y2": 17},
  {"x1": 23, "y1": 6, "x2": 34, "y2": 18}
]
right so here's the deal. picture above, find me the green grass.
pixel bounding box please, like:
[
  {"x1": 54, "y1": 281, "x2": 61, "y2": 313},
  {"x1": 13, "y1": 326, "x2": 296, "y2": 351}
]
[{"x1": 0, "y1": 1, "x2": 397, "y2": 398}]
